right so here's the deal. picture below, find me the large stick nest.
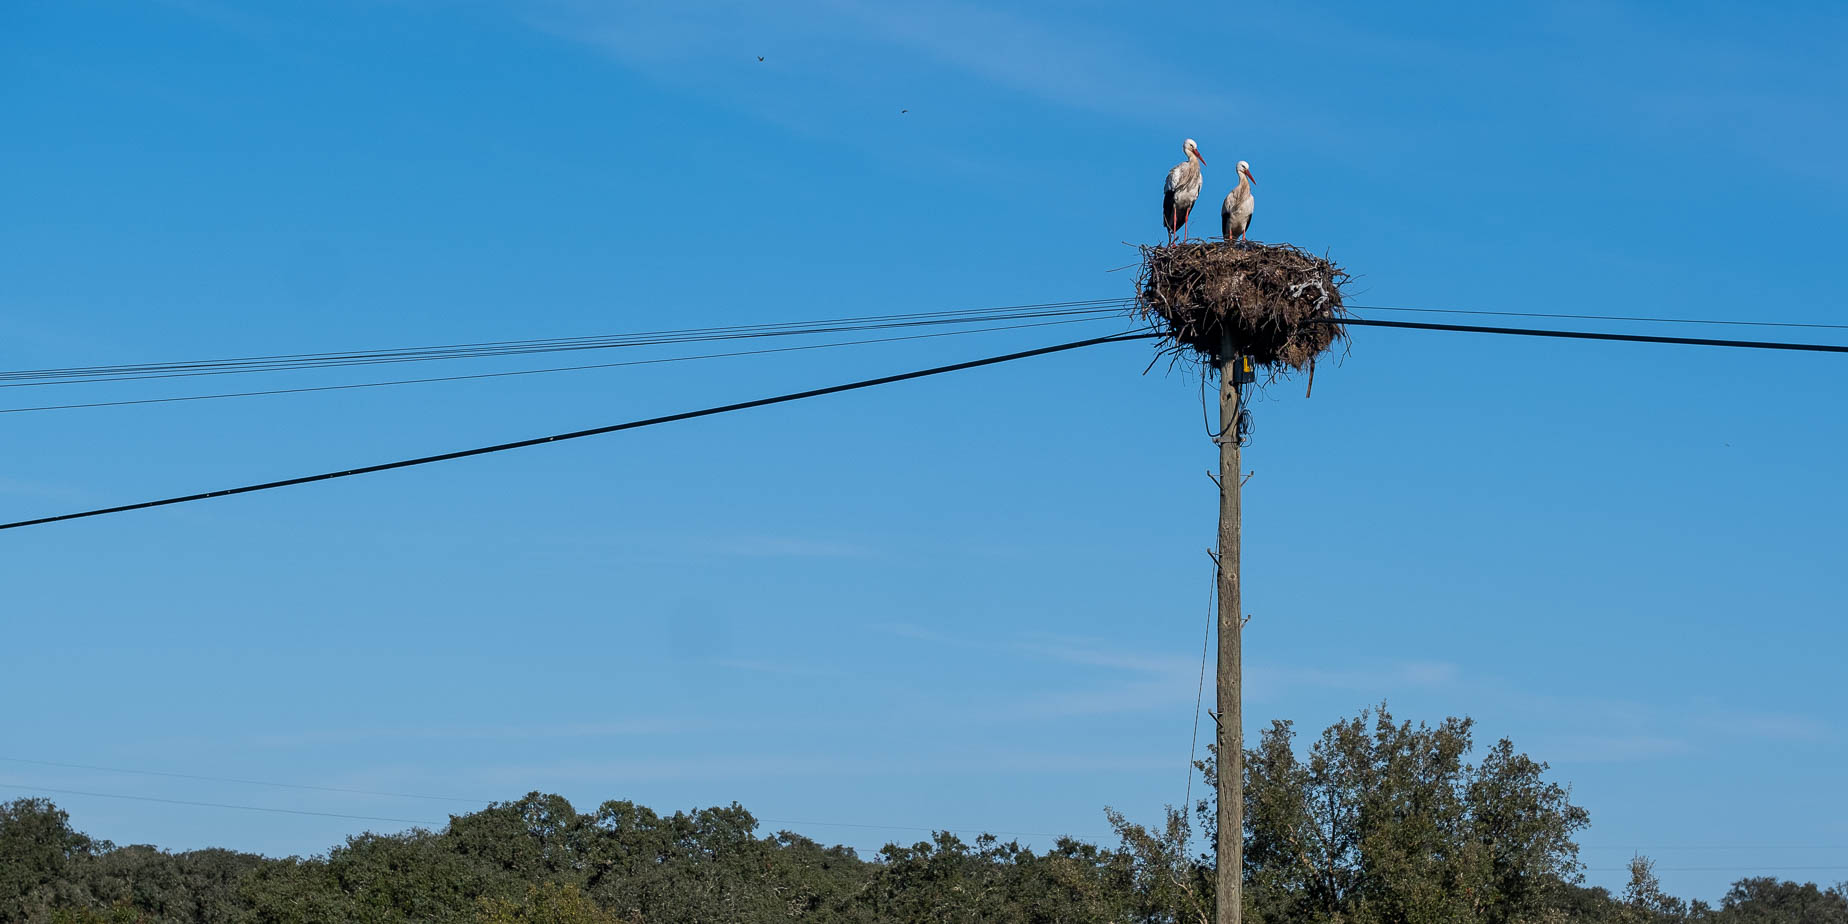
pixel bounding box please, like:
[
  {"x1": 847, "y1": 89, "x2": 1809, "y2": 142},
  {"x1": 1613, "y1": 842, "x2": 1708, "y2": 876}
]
[{"x1": 1136, "y1": 242, "x2": 1349, "y2": 372}]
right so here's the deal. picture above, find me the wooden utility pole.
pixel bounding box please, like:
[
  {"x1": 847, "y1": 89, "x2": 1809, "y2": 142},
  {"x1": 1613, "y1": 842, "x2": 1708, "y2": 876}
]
[{"x1": 1214, "y1": 331, "x2": 1244, "y2": 924}]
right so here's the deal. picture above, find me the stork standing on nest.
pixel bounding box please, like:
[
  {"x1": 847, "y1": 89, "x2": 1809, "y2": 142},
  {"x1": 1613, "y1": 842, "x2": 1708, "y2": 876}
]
[
  {"x1": 1163, "y1": 138, "x2": 1205, "y2": 244},
  {"x1": 1222, "y1": 160, "x2": 1256, "y2": 242}
]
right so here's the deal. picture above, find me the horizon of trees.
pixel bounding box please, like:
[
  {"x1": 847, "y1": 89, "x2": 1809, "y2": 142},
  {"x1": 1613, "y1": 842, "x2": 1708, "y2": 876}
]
[{"x1": 4, "y1": 705, "x2": 1842, "y2": 923}]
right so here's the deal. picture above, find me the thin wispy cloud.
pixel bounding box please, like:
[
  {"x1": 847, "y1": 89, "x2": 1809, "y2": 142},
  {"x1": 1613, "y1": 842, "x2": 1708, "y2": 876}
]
[
  {"x1": 708, "y1": 657, "x2": 860, "y2": 679},
  {"x1": 1021, "y1": 637, "x2": 1198, "y2": 676},
  {"x1": 1247, "y1": 660, "x2": 1463, "y2": 699},
  {"x1": 1535, "y1": 734, "x2": 1692, "y2": 765},
  {"x1": 874, "y1": 622, "x2": 981, "y2": 648},
  {"x1": 709, "y1": 535, "x2": 878, "y2": 559},
  {"x1": 521, "y1": 0, "x2": 1228, "y2": 124},
  {"x1": 482, "y1": 749, "x2": 1174, "y2": 786},
  {"x1": 1696, "y1": 708, "x2": 1834, "y2": 744},
  {"x1": 1415, "y1": 680, "x2": 1836, "y2": 760},
  {"x1": 875, "y1": 625, "x2": 1190, "y2": 673},
  {"x1": 1003, "y1": 679, "x2": 1195, "y2": 720},
  {"x1": 1004, "y1": 634, "x2": 1199, "y2": 718},
  {"x1": 818, "y1": 0, "x2": 1231, "y2": 121},
  {"x1": 879, "y1": 625, "x2": 1462, "y2": 719},
  {"x1": 479, "y1": 754, "x2": 869, "y2": 786},
  {"x1": 249, "y1": 718, "x2": 710, "y2": 749}
]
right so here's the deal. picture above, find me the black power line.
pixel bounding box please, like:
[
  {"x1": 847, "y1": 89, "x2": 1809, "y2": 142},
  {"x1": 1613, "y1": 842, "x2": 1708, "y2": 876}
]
[
  {"x1": 1350, "y1": 304, "x2": 1848, "y2": 331},
  {"x1": 0, "y1": 332, "x2": 1156, "y2": 532},
  {"x1": 1334, "y1": 317, "x2": 1848, "y2": 353},
  {"x1": 0, "y1": 316, "x2": 1115, "y2": 416},
  {"x1": 12, "y1": 298, "x2": 1838, "y2": 390},
  {"x1": 0, "y1": 301, "x2": 1133, "y2": 388},
  {"x1": 17, "y1": 311, "x2": 1840, "y2": 418}
]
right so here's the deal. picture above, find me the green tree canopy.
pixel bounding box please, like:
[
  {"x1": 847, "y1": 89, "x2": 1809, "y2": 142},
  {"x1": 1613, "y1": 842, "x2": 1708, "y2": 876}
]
[
  {"x1": 1241, "y1": 705, "x2": 1590, "y2": 924},
  {"x1": 1, "y1": 706, "x2": 1829, "y2": 924}
]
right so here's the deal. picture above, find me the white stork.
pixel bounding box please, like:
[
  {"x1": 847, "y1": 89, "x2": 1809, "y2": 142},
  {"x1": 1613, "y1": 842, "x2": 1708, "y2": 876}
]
[
  {"x1": 1163, "y1": 139, "x2": 1205, "y2": 244},
  {"x1": 1222, "y1": 160, "x2": 1256, "y2": 242}
]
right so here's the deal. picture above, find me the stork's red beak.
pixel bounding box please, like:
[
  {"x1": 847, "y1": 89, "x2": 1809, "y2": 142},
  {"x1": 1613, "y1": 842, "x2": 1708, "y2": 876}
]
[
  {"x1": 1244, "y1": 168, "x2": 1256, "y2": 185},
  {"x1": 1196, "y1": 152, "x2": 1206, "y2": 164}
]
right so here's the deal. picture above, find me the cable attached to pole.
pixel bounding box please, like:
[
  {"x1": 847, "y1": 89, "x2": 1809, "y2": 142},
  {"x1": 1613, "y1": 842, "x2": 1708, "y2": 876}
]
[
  {"x1": 1334, "y1": 317, "x2": 1848, "y2": 353},
  {"x1": 0, "y1": 332, "x2": 1157, "y2": 532}
]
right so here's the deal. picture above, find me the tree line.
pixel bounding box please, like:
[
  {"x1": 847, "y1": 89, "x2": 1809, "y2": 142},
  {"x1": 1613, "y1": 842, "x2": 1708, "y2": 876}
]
[{"x1": 4, "y1": 706, "x2": 1842, "y2": 923}]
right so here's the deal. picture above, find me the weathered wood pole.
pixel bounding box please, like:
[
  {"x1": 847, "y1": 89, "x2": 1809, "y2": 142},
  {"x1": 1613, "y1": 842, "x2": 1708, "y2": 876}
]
[{"x1": 1215, "y1": 330, "x2": 1244, "y2": 924}]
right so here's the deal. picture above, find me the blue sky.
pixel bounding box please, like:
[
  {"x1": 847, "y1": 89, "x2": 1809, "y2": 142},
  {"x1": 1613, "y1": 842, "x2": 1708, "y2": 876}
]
[{"x1": 3, "y1": 0, "x2": 1845, "y2": 903}]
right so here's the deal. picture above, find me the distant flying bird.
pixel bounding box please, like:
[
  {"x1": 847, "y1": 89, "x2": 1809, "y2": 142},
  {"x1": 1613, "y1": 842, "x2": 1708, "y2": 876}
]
[
  {"x1": 1163, "y1": 139, "x2": 1205, "y2": 244},
  {"x1": 901, "y1": 109, "x2": 908, "y2": 113},
  {"x1": 757, "y1": 56, "x2": 765, "y2": 62},
  {"x1": 1222, "y1": 160, "x2": 1256, "y2": 242}
]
